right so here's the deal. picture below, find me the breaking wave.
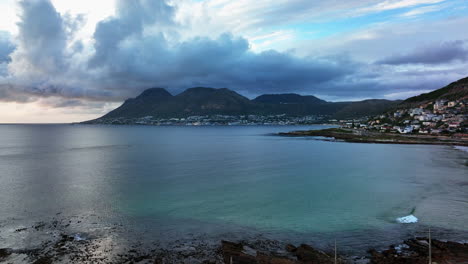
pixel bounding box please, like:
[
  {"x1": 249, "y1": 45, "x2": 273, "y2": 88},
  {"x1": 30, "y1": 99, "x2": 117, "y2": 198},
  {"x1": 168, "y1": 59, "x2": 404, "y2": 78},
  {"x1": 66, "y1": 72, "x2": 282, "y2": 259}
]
[{"x1": 396, "y1": 214, "x2": 418, "y2": 224}]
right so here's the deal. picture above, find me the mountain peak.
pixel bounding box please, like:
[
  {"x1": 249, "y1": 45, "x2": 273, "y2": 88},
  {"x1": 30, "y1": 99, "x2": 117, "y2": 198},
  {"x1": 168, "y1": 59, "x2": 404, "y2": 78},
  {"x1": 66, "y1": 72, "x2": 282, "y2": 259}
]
[
  {"x1": 179, "y1": 87, "x2": 232, "y2": 96},
  {"x1": 137, "y1": 88, "x2": 172, "y2": 99}
]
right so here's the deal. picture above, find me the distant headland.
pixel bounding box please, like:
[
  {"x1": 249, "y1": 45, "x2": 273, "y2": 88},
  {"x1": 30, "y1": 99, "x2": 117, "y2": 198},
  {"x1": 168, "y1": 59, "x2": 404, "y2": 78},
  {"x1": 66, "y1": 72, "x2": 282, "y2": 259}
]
[{"x1": 280, "y1": 76, "x2": 467, "y2": 143}]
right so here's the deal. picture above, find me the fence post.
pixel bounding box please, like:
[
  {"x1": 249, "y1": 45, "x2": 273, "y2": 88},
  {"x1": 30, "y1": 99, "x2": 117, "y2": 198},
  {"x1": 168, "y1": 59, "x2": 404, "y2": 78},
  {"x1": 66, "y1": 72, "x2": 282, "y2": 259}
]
[
  {"x1": 334, "y1": 239, "x2": 337, "y2": 264},
  {"x1": 428, "y1": 227, "x2": 432, "y2": 264}
]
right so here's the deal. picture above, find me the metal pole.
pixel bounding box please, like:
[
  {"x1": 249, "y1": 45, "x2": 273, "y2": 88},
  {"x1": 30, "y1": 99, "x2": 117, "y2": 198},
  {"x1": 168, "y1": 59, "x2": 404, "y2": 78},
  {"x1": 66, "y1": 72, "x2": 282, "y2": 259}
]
[
  {"x1": 428, "y1": 228, "x2": 432, "y2": 264},
  {"x1": 334, "y1": 239, "x2": 337, "y2": 264}
]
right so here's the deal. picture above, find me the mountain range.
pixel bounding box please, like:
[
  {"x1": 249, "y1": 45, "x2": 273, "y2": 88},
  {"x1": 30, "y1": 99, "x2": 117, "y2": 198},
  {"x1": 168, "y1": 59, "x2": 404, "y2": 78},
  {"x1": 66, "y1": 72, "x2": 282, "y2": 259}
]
[
  {"x1": 84, "y1": 76, "x2": 468, "y2": 124},
  {"x1": 86, "y1": 89, "x2": 399, "y2": 122}
]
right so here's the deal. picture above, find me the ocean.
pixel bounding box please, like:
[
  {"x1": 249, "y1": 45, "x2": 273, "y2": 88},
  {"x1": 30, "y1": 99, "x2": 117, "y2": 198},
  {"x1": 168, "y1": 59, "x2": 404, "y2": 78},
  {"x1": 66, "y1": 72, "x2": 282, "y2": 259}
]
[{"x1": 0, "y1": 124, "x2": 466, "y2": 254}]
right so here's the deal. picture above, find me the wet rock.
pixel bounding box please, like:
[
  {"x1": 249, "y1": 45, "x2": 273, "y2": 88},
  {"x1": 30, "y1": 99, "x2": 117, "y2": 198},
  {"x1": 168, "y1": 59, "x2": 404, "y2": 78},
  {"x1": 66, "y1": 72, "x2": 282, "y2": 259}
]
[
  {"x1": 33, "y1": 255, "x2": 53, "y2": 264},
  {"x1": 293, "y1": 244, "x2": 336, "y2": 264},
  {"x1": 256, "y1": 252, "x2": 296, "y2": 264},
  {"x1": 242, "y1": 246, "x2": 257, "y2": 257},
  {"x1": 285, "y1": 244, "x2": 296, "y2": 253},
  {"x1": 369, "y1": 238, "x2": 468, "y2": 264},
  {"x1": 221, "y1": 240, "x2": 257, "y2": 264},
  {"x1": 173, "y1": 246, "x2": 196, "y2": 252},
  {"x1": 351, "y1": 256, "x2": 370, "y2": 264},
  {"x1": 133, "y1": 254, "x2": 151, "y2": 262},
  {"x1": 153, "y1": 258, "x2": 164, "y2": 264},
  {"x1": 221, "y1": 241, "x2": 300, "y2": 264},
  {"x1": 0, "y1": 248, "x2": 13, "y2": 260},
  {"x1": 33, "y1": 222, "x2": 46, "y2": 230}
]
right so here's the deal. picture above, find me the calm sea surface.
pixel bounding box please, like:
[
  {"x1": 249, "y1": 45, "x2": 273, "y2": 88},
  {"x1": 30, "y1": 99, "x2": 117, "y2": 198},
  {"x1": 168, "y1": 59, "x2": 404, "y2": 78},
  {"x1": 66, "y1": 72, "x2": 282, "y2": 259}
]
[{"x1": 0, "y1": 124, "x2": 466, "y2": 253}]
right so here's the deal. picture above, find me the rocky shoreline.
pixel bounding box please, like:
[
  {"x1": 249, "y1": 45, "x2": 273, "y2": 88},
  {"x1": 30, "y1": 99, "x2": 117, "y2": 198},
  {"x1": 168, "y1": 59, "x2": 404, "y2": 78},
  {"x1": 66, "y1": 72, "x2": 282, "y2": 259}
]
[
  {"x1": 1, "y1": 219, "x2": 467, "y2": 264},
  {"x1": 278, "y1": 128, "x2": 468, "y2": 146}
]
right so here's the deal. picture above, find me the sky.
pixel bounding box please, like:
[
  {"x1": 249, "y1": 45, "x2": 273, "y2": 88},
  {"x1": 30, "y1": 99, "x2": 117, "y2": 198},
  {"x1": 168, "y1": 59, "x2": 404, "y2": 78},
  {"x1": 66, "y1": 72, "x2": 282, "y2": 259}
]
[{"x1": 0, "y1": 0, "x2": 467, "y2": 123}]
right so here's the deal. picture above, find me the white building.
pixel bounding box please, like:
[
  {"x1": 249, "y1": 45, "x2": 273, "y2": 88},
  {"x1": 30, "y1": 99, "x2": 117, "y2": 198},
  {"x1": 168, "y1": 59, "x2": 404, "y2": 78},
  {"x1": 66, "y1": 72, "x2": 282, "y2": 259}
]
[
  {"x1": 410, "y1": 108, "x2": 424, "y2": 116},
  {"x1": 434, "y1": 100, "x2": 448, "y2": 111},
  {"x1": 398, "y1": 126, "x2": 413, "y2": 134}
]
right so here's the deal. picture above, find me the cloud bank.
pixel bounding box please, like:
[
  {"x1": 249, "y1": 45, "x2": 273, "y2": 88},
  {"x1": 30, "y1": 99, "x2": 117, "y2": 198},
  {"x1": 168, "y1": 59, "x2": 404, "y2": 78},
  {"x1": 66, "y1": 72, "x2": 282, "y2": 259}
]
[
  {"x1": 377, "y1": 40, "x2": 468, "y2": 65},
  {"x1": 0, "y1": 0, "x2": 467, "y2": 114}
]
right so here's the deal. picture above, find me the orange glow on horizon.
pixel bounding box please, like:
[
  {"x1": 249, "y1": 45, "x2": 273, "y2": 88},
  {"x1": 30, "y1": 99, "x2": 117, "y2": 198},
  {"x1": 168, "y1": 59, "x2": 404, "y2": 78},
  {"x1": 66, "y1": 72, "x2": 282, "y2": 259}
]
[{"x1": 0, "y1": 101, "x2": 109, "y2": 124}]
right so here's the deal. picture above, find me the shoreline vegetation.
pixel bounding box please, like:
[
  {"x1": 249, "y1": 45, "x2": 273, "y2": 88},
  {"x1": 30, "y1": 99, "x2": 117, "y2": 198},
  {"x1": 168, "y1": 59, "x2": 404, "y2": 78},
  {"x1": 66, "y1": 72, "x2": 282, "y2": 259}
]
[
  {"x1": 1, "y1": 219, "x2": 467, "y2": 264},
  {"x1": 278, "y1": 128, "x2": 468, "y2": 146}
]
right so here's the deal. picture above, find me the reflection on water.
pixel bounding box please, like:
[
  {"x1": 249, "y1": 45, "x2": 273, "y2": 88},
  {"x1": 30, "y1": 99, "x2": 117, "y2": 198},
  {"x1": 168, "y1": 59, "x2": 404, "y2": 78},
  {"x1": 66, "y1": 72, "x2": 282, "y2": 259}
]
[{"x1": 0, "y1": 124, "x2": 466, "y2": 252}]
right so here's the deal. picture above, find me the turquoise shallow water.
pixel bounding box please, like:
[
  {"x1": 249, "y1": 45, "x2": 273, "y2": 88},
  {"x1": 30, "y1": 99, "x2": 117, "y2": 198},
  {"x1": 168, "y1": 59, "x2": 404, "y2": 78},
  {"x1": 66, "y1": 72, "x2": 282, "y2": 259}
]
[{"x1": 0, "y1": 124, "x2": 466, "y2": 252}]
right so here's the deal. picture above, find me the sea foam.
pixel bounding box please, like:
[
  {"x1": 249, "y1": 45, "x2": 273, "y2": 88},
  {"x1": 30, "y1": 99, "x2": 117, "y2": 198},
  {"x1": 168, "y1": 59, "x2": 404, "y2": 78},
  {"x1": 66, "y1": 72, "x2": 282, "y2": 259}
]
[
  {"x1": 396, "y1": 214, "x2": 418, "y2": 224},
  {"x1": 454, "y1": 146, "x2": 468, "y2": 153},
  {"x1": 74, "y1": 234, "x2": 86, "y2": 241}
]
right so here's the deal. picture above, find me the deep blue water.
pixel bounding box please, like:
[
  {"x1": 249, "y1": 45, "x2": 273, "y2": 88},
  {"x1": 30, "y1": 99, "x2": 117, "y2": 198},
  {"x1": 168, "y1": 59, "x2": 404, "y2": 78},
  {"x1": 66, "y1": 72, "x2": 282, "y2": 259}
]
[{"x1": 0, "y1": 124, "x2": 466, "y2": 253}]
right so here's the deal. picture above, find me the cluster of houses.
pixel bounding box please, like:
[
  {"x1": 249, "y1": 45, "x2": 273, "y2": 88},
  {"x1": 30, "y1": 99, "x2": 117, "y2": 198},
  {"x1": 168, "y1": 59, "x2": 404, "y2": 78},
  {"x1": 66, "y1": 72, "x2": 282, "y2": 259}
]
[
  {"x1": 95, "y1": 114, "x2": 327, "y2": 126},
  {"x1": 343, "y1": 99, "x2": 467, "y2": 135}
]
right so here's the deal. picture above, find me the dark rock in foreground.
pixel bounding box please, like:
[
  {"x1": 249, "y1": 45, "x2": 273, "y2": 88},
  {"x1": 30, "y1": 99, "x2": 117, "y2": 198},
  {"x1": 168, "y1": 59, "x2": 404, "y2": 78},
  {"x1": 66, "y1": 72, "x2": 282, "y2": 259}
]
[
  {"x1": 221, "y1": 240, "x2": 300, "y2": 264},
  {"x1": 1, "y1": 218, "x2": 467, "y2": 263},
  {"x1": 0, "y1": 248, "x2": 13, "y2": 260},
  {"x1": 369, "y1": 238, "x2": 468, "y2": 264},
  {"x1": 2, "y1": 236, "x2": 468, "y2": 264}
]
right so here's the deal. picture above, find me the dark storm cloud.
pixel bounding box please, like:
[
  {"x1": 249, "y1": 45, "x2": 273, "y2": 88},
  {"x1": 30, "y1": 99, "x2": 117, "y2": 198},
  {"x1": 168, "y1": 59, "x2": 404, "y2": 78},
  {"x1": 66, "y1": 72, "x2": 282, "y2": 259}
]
[
  {"x1": 1, "y1": 0, "x2": 467, "y2": 106},
  {"x1": 87, "y1": 0, "x2": 356, "y2": 96},
  {"x1": 377, "y1": 40, "x2": 468, "y2": 65},
  {"x1": 89, "y1": 30, "x2": 357, "y2": 97}
]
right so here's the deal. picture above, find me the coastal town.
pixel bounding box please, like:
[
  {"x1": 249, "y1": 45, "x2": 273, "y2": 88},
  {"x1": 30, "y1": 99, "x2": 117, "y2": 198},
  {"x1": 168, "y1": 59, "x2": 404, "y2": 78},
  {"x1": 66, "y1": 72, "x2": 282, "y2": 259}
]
[
  {"x1": 84, "y1": 114, "x2": 328, "y2": 126},
  {"x1": 280, "y1": 97, "x2": 468, "y2": 146},
  {"x1": 336, "y1": 98, "x2": 467, "y2": 135},
  {"x1": 85, "y1": 98, "x2": 467, "y2": 137}
]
